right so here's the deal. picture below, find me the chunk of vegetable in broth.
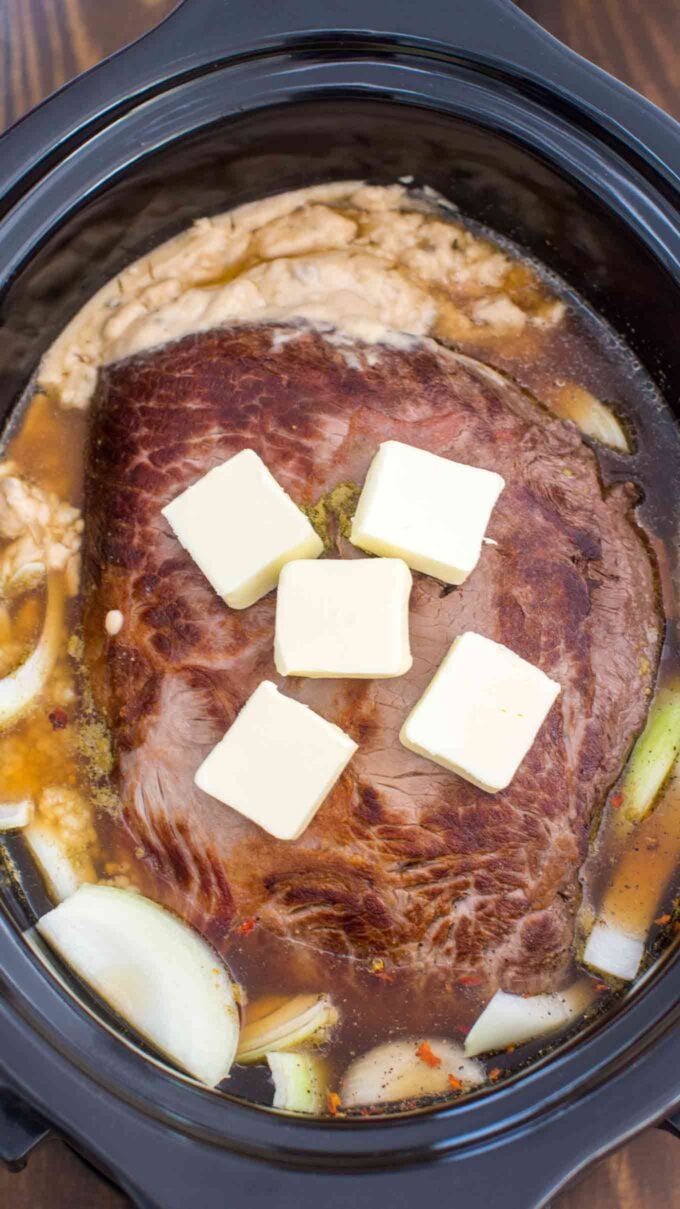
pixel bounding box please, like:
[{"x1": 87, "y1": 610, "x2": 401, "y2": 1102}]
[
  {"x1": 615, "y1": 686, "x2": 680, "y2": 829},
  {"x1": 464, "y1": 983, "x2": 594, "y2": 1057},
  {"x1": 24, "y1": 818, "x2": 95, "y2": 902},
  {"x1": 0, "y1": 799, "x2": 34, "y2": 831},
  {"x1": 0, "y1": 575, "x2": 63, "y2": 731},
  {"x1": 589, "y1": 774, "x2": 680, "y2": 981},
  {"x1": 550, "y1": 384, "x2": 630, "y2": 453},
  {"x1": 583, "y1": 919, "x2": 645, "y2": 981},
  {"x1": 236, "y1": 993, "x2": 338, "y2": 1064},
  {"x1": 267, "y1": 1052, "x2": 328, "y2": 1113},
  {"x1": 37, "y1": 884, "x2": 240, "y2": 1086},
  {"x1": 341, "y1": 1039, "x2": 484, "y2": 1107}
]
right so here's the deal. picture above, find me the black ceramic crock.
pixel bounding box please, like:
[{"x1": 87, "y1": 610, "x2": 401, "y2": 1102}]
[{"x1": 0, "y1": 2, "x2": 678, "y2": 1205}]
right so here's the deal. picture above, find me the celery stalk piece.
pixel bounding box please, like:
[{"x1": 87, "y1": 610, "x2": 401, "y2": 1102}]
[
  {"x1": 37, "y1": 884, "x2": 240, "y2": 1086},
  {"x1": 583, "y1": 919, "x2": 645, "y2": 981},
  {"x1": 341, "y1": 1039, "x2": 484, "y2": 1107},
  {"x1": 0, "y1": 799, "x2": 34, "y2": 832},
  {"x1": 618, "y1": 688, "x2": 680, "y2": 826},
  {"x1": 597, "y1": 777, "x2": 679, "y2": 944},
  {"x1": 236, "y1": 994, "x2": 338, "y2": 1064},
  {"x1": 464, "y1": 983, "x2": 593, "y2": 1057},
  {"x1": 267, "y1": 1052, "x2": 328, "y2": 1113},
  {"x1": 0, "y1": 575, "x2": 63, "y2": 731}
]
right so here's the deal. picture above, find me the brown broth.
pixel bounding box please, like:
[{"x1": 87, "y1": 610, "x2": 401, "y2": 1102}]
[{"x1": 1, "y1": 204, "x2": 678, "y2": 1114}]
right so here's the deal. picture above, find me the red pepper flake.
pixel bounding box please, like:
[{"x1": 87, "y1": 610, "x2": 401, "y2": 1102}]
[
  {"x1": 593, "y1": 980, "x2": 608, "y2": 993},
  {"x1": 454, "y1": 1024, "x2": 469, "y2": 1037},
  {"x1": 369, "y1": 957, "x2": 394, "y2": 983},
  {"x1": 416, "y1": 1041, "x2": 442, "y2": 1069},
  {"x1": 654, "y1": 913, "x2": 671, "y2": 926},
  {"x1": 447, "y1": 1074, "x2": 462, "y2": 1092},
  {"x1": 610, "y1": 792, "x2": 623, "y2": 810},
  {"x1": 236, "y1": 917, "x2": 256, "y2": 935},
  {"x1": 48, "y1": 707, "x2": 69, "y2": 730},
  {"x1": 326, "y1": 1091, "x2": 342, "y2": 1117},
  {"x1": 488, "y1": 1067, "x2": 503, "y2": 1082},
  {"x1": 458, "y1": 974, "x2": 482, "y2": 987}
]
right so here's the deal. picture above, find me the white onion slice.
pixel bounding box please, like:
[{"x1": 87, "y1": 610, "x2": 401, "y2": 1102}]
[
  {"x1": 236, "y1": 993, "x2": 338, "y2": 1064},
  {"x1": 37, "y1": 884, "x2": 240, "y2": 1086},
  {"x1": 464, "y1": 983, "x2": 593, "y2": 1057},
  {"x1": 0, "y1": 799, "x2": 34, "y2": 831},
  {"x1": 24, "y1": 819, "x2": 94, "y2": 902},
  {"x1": 551, "y1": 384, "x2": 630, "y2": 452},
  {"x1": 0, "y1": 575, "x2": 63, "y2": 731},
  {"x1": 267, "y1": 1052, "x2": 328, "y2": 1113},
  {"x1": 341, "y1": 1038, "x2": 484, "y2": 1107},
  {"x1": 583, "y1": 919, "x2": 645, "y2": 981}
]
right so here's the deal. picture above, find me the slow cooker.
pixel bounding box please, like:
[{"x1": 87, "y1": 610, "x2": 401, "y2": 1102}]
[{"x1": 0, "y1": 1, "x2": 678, "y2": 1205}]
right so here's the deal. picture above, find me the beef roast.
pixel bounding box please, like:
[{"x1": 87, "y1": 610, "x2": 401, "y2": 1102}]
[{"x1": 83, "y1": 323, "x2": 661, "y2": 994}]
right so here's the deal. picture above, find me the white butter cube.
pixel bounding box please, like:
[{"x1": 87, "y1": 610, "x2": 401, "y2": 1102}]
[
  {"x1": 194, "y1": 681, "x2": 357, "y2": 840},
  {"x1": 162, "y1": 449, "x2": 323, "y2": 609},
  {"x1": 400, "y1": 632, "x2": 560, "y2": 792},
  {"x1": 275, "y1": 558, "x2": 413, "y2": 679},
  {"x1": 350, "y1": 440, "x2": 504, "y2": 585}
]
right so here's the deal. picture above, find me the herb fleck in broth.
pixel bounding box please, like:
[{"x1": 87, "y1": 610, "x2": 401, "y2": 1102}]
[{"x1": 1, "y1": 185, "x2": 678, "y2": 1113}]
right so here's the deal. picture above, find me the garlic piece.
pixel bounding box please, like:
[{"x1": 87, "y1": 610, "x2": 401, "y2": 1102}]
[{"x1": 105, "y1": 609, "x2": 124, "y2": 636}]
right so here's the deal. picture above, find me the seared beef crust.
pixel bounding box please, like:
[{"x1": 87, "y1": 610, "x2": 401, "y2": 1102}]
[{"x1": 83, "y1": 325, "x2": 660, "y2": 993}]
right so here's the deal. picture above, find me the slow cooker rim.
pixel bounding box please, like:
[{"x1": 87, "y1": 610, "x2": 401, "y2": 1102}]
[
  {"x1": 1, "y1": 50, "x2": 679, "y2": 1147},
  {"x1": 0, "y1": 67, "x2": 678, "y2": 1146},
  {"x1": 1, "y1": 906, "x2": 678, "y2": 1164},
  {"x1": 1, "y1": 0, "x2": 679, "y2": 210},
  {"x1": 0, "y1": 4, "x2": 678, "y2": 1195},
  {"x1": 1, "y1": 54, "x2": 679, "y2": 364}
]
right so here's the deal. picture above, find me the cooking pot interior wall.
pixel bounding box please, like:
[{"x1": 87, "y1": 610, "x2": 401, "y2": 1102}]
[{"x1": 1, "y1": 97, "x2": 678, "y2": 421}]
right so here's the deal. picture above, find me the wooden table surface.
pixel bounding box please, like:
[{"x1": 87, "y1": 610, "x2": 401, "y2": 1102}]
[{"x1": 0, "y1": 1, "x2": 678, "y2": 1205}]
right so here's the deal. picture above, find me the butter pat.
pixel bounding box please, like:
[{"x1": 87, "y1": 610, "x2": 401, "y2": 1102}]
[
  {"x1": 400, "y1": 632, "x2": 560, "y2": 792},
  {"x1": 162, "y1": 449, "x2": 322, "y2": 609},
  {"x1": 350, "y1": 440, "x2": 504, "y2": 585},
  {"x1": 275, "y1": 558, "x2": 412, "y2": 678},
  {"x1": 194, "y1": 681, "x2": 357, "y2": 840}
]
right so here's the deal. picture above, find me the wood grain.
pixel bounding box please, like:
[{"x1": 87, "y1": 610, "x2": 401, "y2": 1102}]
[
  {"x1": 0, "y1": 1, "x2": 678, "y2": 1207},
  {"x1": 0, "y1": 0, "x2": 175, "y2": 130},
  {"x1": 520, "y1": 0, "x2": 680, "y2": 119}
]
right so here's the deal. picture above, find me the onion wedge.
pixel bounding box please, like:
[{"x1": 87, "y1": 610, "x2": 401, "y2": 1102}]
[
  {"x1": 341, "y1": 1039, "x2": 484, "y2": 1107},
  {"x1": 550, "y1": 384, "x2": 630, "y2": 452},
  {"x1": 464, "y1": 983, "x2": 593, "y2": 1057},
  {"x1": 37, "y1": 884, "x2": 240, "y2": 1086},
  {"x1": 267, "y1": 1052, "x2": 328, "y2": 1113},
  {"x1": 583, "y1": 918, "x2": 645, "y2": 982},
  {"x1": 236, "y1": 993, "x2": 338, "y2": 1064},
  {"x1": 0, "y1": 575, "x2": 63, "y2": 731},
  {"x1": 0, "y1": 799, "x2": 34, "y2": 831},
  {"x1": 24, "y1": 818, "x2": 95, "y2": 902}
]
